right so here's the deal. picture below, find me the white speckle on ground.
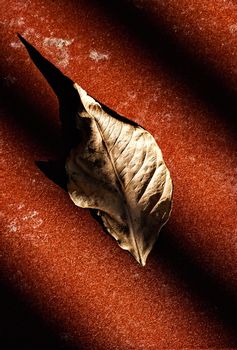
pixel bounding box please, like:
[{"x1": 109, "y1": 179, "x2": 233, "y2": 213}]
[
  {"x1": 43, "y1": 37, "x2": 74, "y2": 67},
  {"x1": 9, "y1": 17, "x2": 25, "y2": 26},
  {"x1": 0, "y1": 17, "x2": 24, "y2": 26},
  {"x1": 3, "y1": 74, "x2": 17, "y2": 86},
  {"x1": 7, "y1": 219, "x2": 18, "y2": 233},
  {"x1": 173, "y1": 24, "x2": 178, "y2": 33},
  {"x1": 22, "y1": 210, "x2": 44, "y2": 229},
  {"x1": 20, "y1": 27, "x2": 40, "y2": 40},
  {"x1": 43, "y1": 37, "x2": 74, "y2": 49},
  {"x1": 57, "y1": 51, "x2": 70, "y2": 68},
  {"x1": 229, "y1": 24, "x2": 237, "y2": 34},
  {"x1": 32, "y1": 218, "x2": 43, "y2": 229},
  {"x1": 164, "y1": 113, "x2": 172, "y2": 120},
  {"x1": 10, "y1": 41, "x2": 21, "y2": 49},
  {"x1": 188, "y1": 155, "x2": 196, "y2": 162},
  {"x1": 5, "y1": 204, "x2": 46, "y2": 244},
  {"x1": 22, "y1": 210, "x2": 38, "y2": 220},
  {"x1": 89, "y1": 50, "x2": 109, "y2": 62},
  {"x1": 127, "y1": 91, "x2": 137, "y2": 99}
]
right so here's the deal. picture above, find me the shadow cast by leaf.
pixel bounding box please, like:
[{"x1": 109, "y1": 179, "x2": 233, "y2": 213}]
[
  {"x1": 17, "y1": 34, "x2": 80, "y2": 155},
  {"x1": 36, "y1": 160, "x2": 67, "y2": 191}
]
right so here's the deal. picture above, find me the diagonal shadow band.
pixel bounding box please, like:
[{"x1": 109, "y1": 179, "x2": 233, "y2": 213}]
[
  {"x1": 155, "y1": 229, "x2": 237, "y2": 342},
  {"x1": 1, "y1": 34, "x2": 237, "y2": 344},
  {"x1": 0, "y1": 276, "x2": 76, "y2": 349},
  {"x1": 80, "y1": 0, "x2": 236, "y2": 136}
]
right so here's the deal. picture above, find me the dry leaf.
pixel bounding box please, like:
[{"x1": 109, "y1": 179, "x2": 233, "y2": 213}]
[
  {"x1": 19, "y1": 34, "x2": 173, "y2": 266},
  {"x1": 66, "y1": 84, "x2": 173, "y2": 266}
]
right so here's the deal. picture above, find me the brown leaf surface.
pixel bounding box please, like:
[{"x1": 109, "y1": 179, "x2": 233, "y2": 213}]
[{"x1": 66, "y1": 84, "x2": 173, "y2": 266}]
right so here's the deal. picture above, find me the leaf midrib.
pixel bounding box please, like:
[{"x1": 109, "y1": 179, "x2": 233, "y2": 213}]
[{"x1": 93, "y1": 116, "x2": 143, "y2": 264}]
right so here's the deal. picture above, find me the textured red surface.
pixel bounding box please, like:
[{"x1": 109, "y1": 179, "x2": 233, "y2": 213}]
[{"x1": 1, "y1": 0, "x2": 237, "y2": 348}]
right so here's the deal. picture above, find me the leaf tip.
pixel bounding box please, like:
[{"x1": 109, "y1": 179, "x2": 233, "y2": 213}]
[{"x1": 134, "y1": 251, "x2": 147, "y2": 267}]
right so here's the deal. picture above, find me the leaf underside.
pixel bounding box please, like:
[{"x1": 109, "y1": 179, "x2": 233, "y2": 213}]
[{"x1": 19, "y1": 34, "x2": 173, "y2": 266}]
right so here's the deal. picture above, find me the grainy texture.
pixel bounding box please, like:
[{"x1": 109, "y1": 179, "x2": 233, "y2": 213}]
[{"x1": 1, "y1": 0, "x2": 237, "y2": 349}]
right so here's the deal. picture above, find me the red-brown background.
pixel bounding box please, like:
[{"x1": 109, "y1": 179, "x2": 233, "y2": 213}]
[{"x1": 1, "y1": 0, "x2": 237, "y2": 348}]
